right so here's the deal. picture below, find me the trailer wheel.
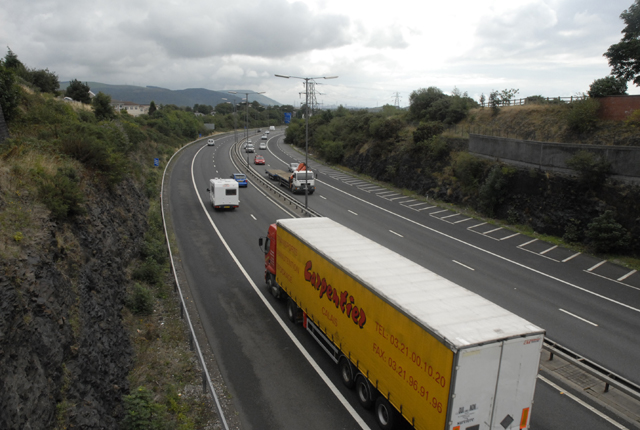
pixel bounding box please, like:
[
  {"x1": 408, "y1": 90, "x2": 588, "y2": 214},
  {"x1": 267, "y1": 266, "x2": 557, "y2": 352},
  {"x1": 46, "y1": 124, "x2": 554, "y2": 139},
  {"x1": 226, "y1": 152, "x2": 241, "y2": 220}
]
[
  {"x1": 287, "y1": 299, "x2": 300, "y2": 323},
  {"x1": 375, "y1": 396, "x2": 397, "y2": 430},
  {"x1": 339, "y1": 358, "x2": 356, "y2": 389},
  {"x1": 266, "y1": 275, "x2": 280, "y2": 299},
  {"x1": 355, "y1": 376, "x2": 375, "y2": 409}
]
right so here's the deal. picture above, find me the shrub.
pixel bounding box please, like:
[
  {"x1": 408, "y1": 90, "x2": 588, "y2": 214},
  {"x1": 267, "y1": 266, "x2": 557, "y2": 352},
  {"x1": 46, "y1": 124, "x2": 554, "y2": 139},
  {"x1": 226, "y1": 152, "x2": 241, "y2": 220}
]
[
  {"x1": 122, "y1": 386, "x2": 165, "y2": 430},
  {"x1": 562, "y1": 219, "x2": 583, "y2": 243},
  {"x1": 588, "y1": 76, "x2": 628, "y2": 97},
  {"x1": 320, "y1": 140, "x2": 345, "y2": 164},
  {"x1": 452, "y1": 152, "x2": 487, "y2": 189},
  {"x1": 479, "y1": 165, "x2": 515, "y2": 216},
  {"x1": 565, "y1": 98, "x2": 600, "y2": 133},
  {"x1": 565, "y1": 150, "x2": 611, "y2": 189},
  {"x1": 132, "y1": 257, "x2": 163, "y2": 285},
  {"x1": 413, "y1": 121, "x2": 445, "y2": 143},
  {"x1": 585, "y1": 211, "x2": 630, "y2": 253},
  {"x1": 37, "y1": 167, "x2": 85, "y2": 220},
  {"x1": 125, "y1": 283, "x2": 154, "y2": 315}
]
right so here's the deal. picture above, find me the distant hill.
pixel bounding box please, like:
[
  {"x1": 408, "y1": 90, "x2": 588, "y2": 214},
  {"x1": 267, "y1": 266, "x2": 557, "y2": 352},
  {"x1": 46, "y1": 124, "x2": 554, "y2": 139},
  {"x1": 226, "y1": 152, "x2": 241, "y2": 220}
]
[{"x1": 58, "y1": 82, "x2": 282, "y2": 108}]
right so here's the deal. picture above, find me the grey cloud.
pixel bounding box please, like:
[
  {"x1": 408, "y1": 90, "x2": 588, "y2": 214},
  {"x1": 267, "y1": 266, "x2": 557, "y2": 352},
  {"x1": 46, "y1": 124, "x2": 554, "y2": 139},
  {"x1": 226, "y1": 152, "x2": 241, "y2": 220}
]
[
  {"x1": 122, "y1": 0, "x2": 353, "y2": 59},
  {"x1": 365, "y1": 25, "x2": 409, "y2": 49}
]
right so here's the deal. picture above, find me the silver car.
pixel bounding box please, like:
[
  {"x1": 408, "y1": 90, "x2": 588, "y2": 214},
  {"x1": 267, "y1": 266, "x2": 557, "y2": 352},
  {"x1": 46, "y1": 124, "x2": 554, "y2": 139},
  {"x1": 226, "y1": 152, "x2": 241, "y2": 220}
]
[{"x1": 246, "y1": 144, "x2": 255, "y2": 153}]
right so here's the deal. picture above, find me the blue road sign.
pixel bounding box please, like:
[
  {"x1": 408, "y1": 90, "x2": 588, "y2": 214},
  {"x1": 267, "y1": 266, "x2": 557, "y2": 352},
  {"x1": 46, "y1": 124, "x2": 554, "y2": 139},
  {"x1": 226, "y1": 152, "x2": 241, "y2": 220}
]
[
  {"x1": 154, "y1": 158, "x2": 159, "y2": 167},
  {"x1": 284, "y1": 112, "x2": 292, "y2": 124}
]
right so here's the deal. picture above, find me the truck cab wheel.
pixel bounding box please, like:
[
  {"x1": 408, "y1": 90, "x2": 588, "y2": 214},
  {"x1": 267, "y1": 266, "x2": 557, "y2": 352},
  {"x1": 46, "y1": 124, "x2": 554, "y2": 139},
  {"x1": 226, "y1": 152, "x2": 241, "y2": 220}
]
[
  {"x1": 339, "y1": 358, "x2": 356, "y2": 389},
  {"x1": 374, "y1": 396, "x2": 397, "y2": 430},
  {"x1": 266, "y1": 275, "x2": 280, "y2": 299},
  {"x1": 355, "y1": 377, "x2": 375, "y2": 409}
]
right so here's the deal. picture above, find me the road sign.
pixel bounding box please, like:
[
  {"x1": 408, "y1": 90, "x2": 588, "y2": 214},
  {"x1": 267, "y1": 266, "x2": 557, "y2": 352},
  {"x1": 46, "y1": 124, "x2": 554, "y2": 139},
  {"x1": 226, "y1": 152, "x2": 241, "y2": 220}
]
[
  {"x1": 284, "y1": 112, "x2": 292, "y2": 124},
  {"x1": 154, "y1": 158, "x2": 159, "y2": 167}
]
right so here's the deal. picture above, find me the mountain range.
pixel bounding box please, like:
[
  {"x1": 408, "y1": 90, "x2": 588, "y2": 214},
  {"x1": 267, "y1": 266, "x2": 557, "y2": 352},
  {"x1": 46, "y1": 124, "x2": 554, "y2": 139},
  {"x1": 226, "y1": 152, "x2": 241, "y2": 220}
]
[{"x1": 58, "y1": 82, "x2": 283, "y2": 108}]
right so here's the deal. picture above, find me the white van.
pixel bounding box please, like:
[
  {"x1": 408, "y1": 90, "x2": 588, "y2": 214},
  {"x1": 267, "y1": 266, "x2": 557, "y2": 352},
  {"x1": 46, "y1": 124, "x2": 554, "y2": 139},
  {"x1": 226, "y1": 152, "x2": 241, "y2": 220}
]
[
  {"x1": 207, "y1": 179, "x2": 239, "y2": 210},
  {"x1": 269, "y1": 126, "x2": 275, "y2": 131}
]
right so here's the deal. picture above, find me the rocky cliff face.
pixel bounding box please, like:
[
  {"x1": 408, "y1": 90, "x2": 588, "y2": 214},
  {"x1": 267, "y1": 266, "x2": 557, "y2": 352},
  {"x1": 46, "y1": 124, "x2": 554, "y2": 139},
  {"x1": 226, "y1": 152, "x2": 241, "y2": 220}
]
[{"x1": 0, "y1": 177, "x2": 148, "y2": 429}]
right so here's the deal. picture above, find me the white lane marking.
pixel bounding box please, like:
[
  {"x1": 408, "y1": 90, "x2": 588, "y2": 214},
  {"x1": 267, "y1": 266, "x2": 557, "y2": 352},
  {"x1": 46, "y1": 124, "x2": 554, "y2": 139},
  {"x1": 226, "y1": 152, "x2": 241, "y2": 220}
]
[
  {"x1": 430, "y1": 209, "x2": 449, "y2": 215},
  {"x1": 416, "y1": 206, "x2": 436, "y2": 211},
  {"x1": 348, "y1": 210, "x2": 358, "y2": 216},
  {"x1": 469, "y1": 222, "x2": 487, "y2": 229},
  {"x1": 387, "y1": 196, "x2": 406, "y2": 201},
  {"x1": 314, "y1": 178, "x2": 640, "y2": 315},
  {"x1": 320, "y1": 195, "x2": 327, "y2": 200},
  {"x1": 519, "y1": 238, "x2": 538, "y2": 247},
  {"x1": 584, "y1": 270, "x2": 640, "y2": 292},
  {"x1": 559, "y1": 309, "x2": 598, "y2": 326},
  {"x1": 587, "y1": 260, "x2": 607, "y2": 272},
  {"x1": 192, "y1": 141, "x2": 371, "y2": 430},
  {"x1": 500, "y1": 232, "x2": 520, "y2": 240},
  {"x1": 440, "y1": 214, "x2": 460, "y2": 220},
  {"x1": 453, "y1": 260, "x2": 475, "y2": 271},
  {"x1": 389, "y1": 230, "x2": 403, "y2": 237},
  {"x1": 618, "y1": 270, "x2": 637, "y2": 282},
  {"x1": 483, "y1": 227, "x2": 503, "y2": 235},
  {"x1": 540, "y1": 245, "x2": 558, "y2": 255},
  {"x1": 398, "y1": 200, "x2": 416, "y2": 205},
  {"x1": 376, "y1": 191, "x2": 397, "y2": 197},
  {"x1": 562, "y1": 252, "x2": 582, "y2": 262},
  {"x1": 250, "y1": 214, "x2": 256, "y2": 221},
  {"x1": 538, "y1": 375, "x2": 628, "y2": 429},
  {"x1": 452, "y1": 218, "x2": 472, "y2": 224},
  {"x1": 408, "y1": 202, "x2": 430, "y2": 207}
]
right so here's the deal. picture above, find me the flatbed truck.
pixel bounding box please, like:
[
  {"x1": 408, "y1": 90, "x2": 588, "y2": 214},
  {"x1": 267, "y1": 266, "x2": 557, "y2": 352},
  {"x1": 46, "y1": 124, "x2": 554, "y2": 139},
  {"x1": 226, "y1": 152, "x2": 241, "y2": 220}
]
[
  {"x1": 259, "y1": 217, "x2": 545, "y2": 430},
  {"x1": 265, "y1": 168, "x2": 315, "y2": 194}
]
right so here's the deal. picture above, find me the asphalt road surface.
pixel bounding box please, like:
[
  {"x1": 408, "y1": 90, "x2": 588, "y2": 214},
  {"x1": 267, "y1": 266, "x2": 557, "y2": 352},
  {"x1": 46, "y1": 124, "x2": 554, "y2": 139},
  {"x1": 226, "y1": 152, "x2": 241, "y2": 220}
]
[{"x1": 167, "y1": 130, "x2": 634, "y2": 429}]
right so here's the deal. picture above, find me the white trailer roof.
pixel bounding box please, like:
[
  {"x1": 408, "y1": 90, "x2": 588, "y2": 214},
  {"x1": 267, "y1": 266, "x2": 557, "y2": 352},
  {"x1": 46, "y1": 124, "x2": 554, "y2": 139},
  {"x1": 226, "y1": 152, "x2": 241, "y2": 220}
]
[{"x1": 278, "y1": 218, "x2": 543, "y2": 350}]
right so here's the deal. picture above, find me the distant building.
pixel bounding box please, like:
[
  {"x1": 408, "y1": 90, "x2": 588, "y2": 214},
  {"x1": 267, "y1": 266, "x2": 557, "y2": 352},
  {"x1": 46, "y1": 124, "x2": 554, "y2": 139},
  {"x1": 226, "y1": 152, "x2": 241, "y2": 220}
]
[{"x1": 110, "y1": 100, "x2": 150, "y2": 117}]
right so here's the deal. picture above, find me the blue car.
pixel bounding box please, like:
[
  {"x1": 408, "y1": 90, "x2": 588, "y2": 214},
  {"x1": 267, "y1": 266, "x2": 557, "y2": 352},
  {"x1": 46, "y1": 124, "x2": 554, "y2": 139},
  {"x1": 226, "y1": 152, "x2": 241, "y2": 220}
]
[{"x1": 230, "y1": 173, "x2": 248, "y2": 187}]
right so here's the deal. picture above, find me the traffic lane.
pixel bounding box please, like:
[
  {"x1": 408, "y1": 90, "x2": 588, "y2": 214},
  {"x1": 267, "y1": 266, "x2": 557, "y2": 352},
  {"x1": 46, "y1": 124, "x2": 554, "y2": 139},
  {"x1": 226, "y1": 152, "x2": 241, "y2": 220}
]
[
  {"x1": 170, "y1": 144, "x2": 365, "y2": 429},
  {"x1": 194, "y1": 140, "x2": 634, "y2": 429},
  {"x1": 302, "y1": 175, "x2": 640, "y2": 383}
]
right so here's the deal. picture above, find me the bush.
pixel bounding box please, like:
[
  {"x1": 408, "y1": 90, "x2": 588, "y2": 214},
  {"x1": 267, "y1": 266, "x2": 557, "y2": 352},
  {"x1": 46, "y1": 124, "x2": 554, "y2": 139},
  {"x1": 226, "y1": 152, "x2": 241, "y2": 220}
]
[
  {"x1": 588, "y1": 76, "x2": 628, "y2": 97},
  {"x1": 125, "y1": 283, "x2": 154, "y2": 315},
  {"x1": 319, "y1": 140, "x2": 345, "y2": 164},
  {"x1": 37, "y1": 167, "x2": 85, "y2": 220},
  {"x1": 565, "y1": 98, "x2": 600, "y2": 133},
  {"x1": 413, "y1": 121, "x2": 445, "y2": 143},
  {"x1": 585, "y1": 210, "x2": 630, "y2": 253},
  {"x1": 132, "y1": 257, "x2": 163, "y2": 285},
  {"x1": 122, "y1": 386, "x2": 165, "y2": 430},
  {"x1": 479, "y1": 165, "x2": 515, "y2": 216},
  {"x1": 565, "y1": 150, "x2": 611, "y2": 189},
  {"x1": 452, "y1": 152, "x2": 487, "y2": 189}
]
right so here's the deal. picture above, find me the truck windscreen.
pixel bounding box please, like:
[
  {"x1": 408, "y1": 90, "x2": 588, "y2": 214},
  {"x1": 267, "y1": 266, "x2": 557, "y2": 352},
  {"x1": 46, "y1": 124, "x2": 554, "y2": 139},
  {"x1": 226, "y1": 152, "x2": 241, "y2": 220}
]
[{"x1": 296, "y1": 172, "x2": 313, "y2": 181}]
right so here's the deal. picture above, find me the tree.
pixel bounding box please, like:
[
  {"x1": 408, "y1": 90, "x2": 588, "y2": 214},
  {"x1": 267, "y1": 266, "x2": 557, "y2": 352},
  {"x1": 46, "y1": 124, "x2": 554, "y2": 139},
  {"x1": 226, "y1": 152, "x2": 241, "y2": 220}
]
[
  {"x1": 604, "y1": 0, "x2": 640, "y2": 85},
  {"x1": 148, "y1": 101, "x2": 157, "y2": 115},
  {"x1": 588, "y1": 76, "x2": 628, "y2": 97},
  {"x1": 27, "y1": 68, "x2": 59, "y2": 94},
  {"x1": 66, "y1": 79, "x2": 92, "y2": 103},
  {"x1": 92, "y1": 91, "x2": 115, "y2": 121},
  {"x1": 0, "y1": 60, "x2": 20, "y2": 121},
  {"x1": 409, "y1": 87, "x2": 445, "y2": 120},
  {"x1": 4, "y1": 48, "x2": 25, "y2": 74}
]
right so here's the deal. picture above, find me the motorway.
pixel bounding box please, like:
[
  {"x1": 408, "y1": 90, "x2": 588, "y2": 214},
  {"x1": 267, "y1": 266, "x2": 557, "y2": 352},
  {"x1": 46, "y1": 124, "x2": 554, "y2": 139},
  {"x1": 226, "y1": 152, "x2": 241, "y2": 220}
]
[{"x1": 166, "y1": 129, "x2": 637, "y2": 429}]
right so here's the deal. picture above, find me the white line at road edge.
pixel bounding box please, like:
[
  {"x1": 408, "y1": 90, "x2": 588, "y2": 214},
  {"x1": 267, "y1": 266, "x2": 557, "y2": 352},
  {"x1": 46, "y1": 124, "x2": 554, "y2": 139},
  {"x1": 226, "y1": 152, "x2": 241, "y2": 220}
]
[
  {"x1": 538, "y1": 375, "x2": 628, "y2": 429},
  {"x1": 453, "y1": 260, "x2": 475, "y2": 271},
  {"x1": 191, "y1": 146, "x2": 371, "y2": 430},
  {"x1": 315, "y1": 178, "x2": 640, "y2": 315}
]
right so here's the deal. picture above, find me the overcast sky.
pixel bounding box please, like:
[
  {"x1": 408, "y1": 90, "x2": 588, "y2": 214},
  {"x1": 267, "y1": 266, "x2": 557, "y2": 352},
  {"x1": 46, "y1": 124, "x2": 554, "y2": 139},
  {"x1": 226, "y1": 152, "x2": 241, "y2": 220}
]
[{"x1": 2, "y1": 0, "x2": 638, "y2": 107}]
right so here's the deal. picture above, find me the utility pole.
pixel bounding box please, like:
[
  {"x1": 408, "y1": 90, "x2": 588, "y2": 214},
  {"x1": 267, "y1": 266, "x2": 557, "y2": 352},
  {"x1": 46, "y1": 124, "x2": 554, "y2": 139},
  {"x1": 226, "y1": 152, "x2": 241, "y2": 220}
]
[{"x1": 392, "y1": 92, "x2": 401, "y2": 108}]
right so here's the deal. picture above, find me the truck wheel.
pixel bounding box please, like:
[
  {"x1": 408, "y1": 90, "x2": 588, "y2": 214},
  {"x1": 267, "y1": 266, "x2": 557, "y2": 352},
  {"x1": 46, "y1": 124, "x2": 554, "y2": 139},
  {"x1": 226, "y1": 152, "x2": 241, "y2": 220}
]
[
  {"x1": 267, "y1": 275, "x2": 280, "y2": 299},
  {"x1": 355, "y1": 376, "x2": 375, "y2": 409},
  {"x1": 287, "y1": 299, "x2": 300, "y2": 323},
  {"x1": 339, "y1": 358, "x2": 356, "y2": 389},
  {"x1": 375, "y1": 397, "x2": 397, "y2": 430}
]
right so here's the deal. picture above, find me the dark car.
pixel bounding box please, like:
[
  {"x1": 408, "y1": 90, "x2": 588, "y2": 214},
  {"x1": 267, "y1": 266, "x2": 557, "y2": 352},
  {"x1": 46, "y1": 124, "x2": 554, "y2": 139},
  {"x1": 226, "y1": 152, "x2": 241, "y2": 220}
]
[{"x1": 230, "y1": 173, "x2": 248, "y2": 187}]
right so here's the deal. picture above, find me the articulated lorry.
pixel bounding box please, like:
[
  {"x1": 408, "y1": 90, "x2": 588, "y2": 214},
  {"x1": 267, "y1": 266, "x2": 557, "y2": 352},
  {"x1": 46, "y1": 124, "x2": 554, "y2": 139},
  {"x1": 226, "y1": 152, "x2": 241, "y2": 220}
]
[
  {"x1": 265, "y1": 163, "x2": 315, "y2": 194},
  {"x1": 259, "y1": 218, "x2": 544, "y2": 430}
]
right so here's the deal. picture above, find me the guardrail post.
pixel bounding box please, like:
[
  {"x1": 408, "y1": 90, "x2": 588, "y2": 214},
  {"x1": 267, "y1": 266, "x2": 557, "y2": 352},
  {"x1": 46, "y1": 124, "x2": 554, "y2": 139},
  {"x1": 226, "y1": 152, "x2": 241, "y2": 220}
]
[
  {"x1": 549, "y1": 351, "x2": 554, "y2": 360},
  {"x1": 180, "y1": 302, "x2": 184, "y2": 319},
  {"x1": 604, "y1": 383, "x2": 610, "y2": 393}
]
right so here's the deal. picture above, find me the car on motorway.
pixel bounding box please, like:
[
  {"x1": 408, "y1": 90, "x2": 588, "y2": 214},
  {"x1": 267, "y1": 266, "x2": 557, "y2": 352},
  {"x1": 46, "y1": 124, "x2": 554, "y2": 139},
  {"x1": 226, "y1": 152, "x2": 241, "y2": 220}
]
[
  {"x1": 254, "y1": 155, "x2": 265, "y2": 165},
  {"x1": 207, "y1": 138, "x2": 215, "y2": 146},
  {"x1": 265, "y1": 130, "x2": 270, "y2": 135},
  {"x1": 259, "y1": 142, "x2": 267, "y2": 150},
  {"x1": 230, "y1": 173, "x2": 248, "y2": 187},
  {"x1": 288, "y1": 162, "x2": 300, "y2": 172},
  {"x1": 245, "y1": 144, "x2": 255, "y2": 153},
  {"x1": 261, "y1": 134, "x2": 267, "y2": 140}
]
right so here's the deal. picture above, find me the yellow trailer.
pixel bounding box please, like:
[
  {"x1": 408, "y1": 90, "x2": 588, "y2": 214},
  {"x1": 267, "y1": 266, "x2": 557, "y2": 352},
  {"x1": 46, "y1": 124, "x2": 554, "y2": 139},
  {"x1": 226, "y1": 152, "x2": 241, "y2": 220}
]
[{"x1": 261, "y1": 218, "x2": 544, "y2": 430}]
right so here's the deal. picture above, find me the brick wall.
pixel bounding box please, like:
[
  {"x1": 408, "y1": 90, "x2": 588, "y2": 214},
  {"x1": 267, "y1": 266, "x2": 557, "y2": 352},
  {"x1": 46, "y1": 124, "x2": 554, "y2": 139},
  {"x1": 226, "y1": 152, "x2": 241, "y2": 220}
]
[
  {"x1": 598, "y1": 95, "x2": 640, "y2": 121},
  {"x1": 0, "y1": 104, "x2": 9, "y2": 143}
]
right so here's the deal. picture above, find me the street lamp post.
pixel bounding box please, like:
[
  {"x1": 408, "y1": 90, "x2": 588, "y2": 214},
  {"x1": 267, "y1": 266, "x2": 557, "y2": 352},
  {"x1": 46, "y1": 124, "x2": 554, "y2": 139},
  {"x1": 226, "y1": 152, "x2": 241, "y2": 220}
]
[
  {"x1": 229, "y1": 91, "x2": 265, "y2": 142},
  {"x1": 222, "y1": 98, "x2": 238, "y2": 144},
  {"x1": 275, "y1": 74, "x2": 338, "y2": 210}
]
